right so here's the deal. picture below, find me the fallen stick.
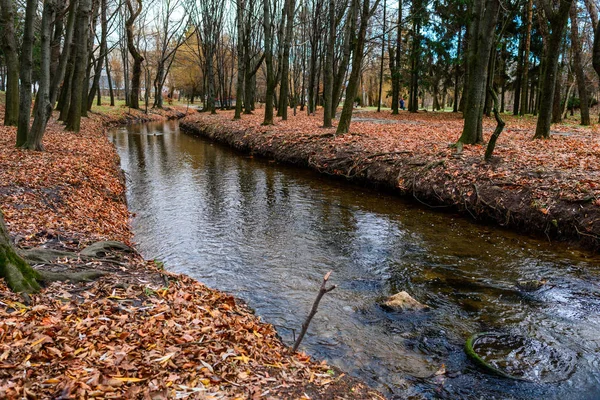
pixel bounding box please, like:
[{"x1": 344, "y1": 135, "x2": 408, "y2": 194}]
[{"x1": 292, "y1": 271, "x2": 337, "y2": 353}]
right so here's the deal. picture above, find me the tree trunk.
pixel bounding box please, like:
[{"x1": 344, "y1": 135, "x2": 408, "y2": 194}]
[
  {"x1": 278, "y1": 0, "x2": 296, "y2": 120},
  {"x1": 65, "y1": 0, "x2": 91, "y2": 132},
  {"x1": 377, "y1": 0, "x2": 386, "y2": 112},
  {"x1": 0, "y1": 0, "x2": 19, "y2": 126},
  {"x1": 570, "y1": 3, "x2": 590, "y2": 125},
  {"x1": 50, "y1": 0, "x2": 77, "y2": 110},
  {"x1": 458, "y1": 0, "x2": 500, "y2": 145},
  {"x1": 16, "y1": 0, "x2": 38, "y2": 147},
  {"x1": 534, "y1": 0, "x2": 573, "y2": 139},
  {"x1": 25, "y1": 0, "x2": 57, "y2": 151},
  {"x1": 234, "y1": 0, "x2": 245, "y2": 119},
  {"x1": 520, "y1": 0, "x2": 532, "y2": 115},
  {"x1": 263, "y1": 0, "x2": 275, "y2": 125},
  {"x1": 336, "y1": 0, "x2": 381, "y2": 134},
  {"x1": 323, "y1": 0, "x2": 336, "y2": 127},
  {"x1": 126, "y1": 0, "x2": 144, "y2": 109},
  {"x1": 87, "y1": 0, "x2": 107, "y2": 111},
  {"x1": 0, "y1": 210, "x2": 41, "y2": 294}
]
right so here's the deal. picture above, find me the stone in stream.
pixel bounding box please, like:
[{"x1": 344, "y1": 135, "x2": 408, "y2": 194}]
[
  {"x1": 382, "y1": 291, "x2": 429, "y2": 312},
  {"x1": 516, "y1": 279, "x2": 547, "y2": 292}
]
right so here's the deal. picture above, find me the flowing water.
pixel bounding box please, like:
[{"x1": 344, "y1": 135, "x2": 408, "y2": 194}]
[{"x1": 109, "y1": 121, "x2": 600, "y2": 399}]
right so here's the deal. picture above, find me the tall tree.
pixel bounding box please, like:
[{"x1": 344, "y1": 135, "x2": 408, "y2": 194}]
[
  {"x1": 336, "y1": 0, "x2": 381, "y2": 134},
  {"x1": 278, "y1": 0, "x2": 296, "y2": 120},
  {"x1": 0, "y1": 0, "x2": 19, "y2": 126},
  {"x1": 519, "y1": 0, "x2": 533, "y2": 115},
  {"x1": 322, "y1": 0, "x2": 336, "y2": 127},
  {"x1": 570, "y1": 3, "x2": 590, "y2": 126},
  {"x1": 16, "y1": 0, "x2": 38, "y2": 147},
  {"x1": 534, "y1": 0, "x2": 573, "y2": 139},
  {"x1": 65, "y1": 0, "x2": 92, "y2": 132},
  {"x1": 389, "y1": 0, "x2": 402, "y2": 114},
  {"x1": 457, "y1": 0, "x2": 500, "y2": 145},
  {"x1": 25, "y1": 0, "x2": 58, "y2": 151},
  {"x1": 126, "y1": 0, "x2": 144, "y2": 109},
  {"x1": 262, "y1": 0, "x2": 276, "y2": 124}
]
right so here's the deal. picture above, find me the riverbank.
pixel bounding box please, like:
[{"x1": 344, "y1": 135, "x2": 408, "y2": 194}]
[
  {"x1": 0, "y1": 108, "x2": 383, "y2": 398},
  {"x1": 180, "y1": 108, "x2": 600, "y2": 252}
]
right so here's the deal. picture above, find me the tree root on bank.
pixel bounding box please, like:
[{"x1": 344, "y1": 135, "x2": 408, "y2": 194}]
[{"x1": 37, "y1": 269, "x2": 108, "y2": 283}]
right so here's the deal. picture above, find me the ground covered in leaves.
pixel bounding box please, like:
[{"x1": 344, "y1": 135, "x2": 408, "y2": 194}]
[
  {"x1": 0, "y1": 108, "x2": 383, "y2": 399},
  {"x1": 181, "y1": 108, "x2": 600, "y2": 251}
]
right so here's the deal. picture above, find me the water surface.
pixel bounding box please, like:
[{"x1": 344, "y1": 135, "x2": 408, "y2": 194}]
[{"x1": 110, "y1": 121, "x2": 600, "y2": 399}]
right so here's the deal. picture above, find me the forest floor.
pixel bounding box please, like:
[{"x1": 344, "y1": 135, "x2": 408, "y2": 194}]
[
  {"x1": 181, "y1": 107, "x2": 600, "y2": 252},
  {"x1": 0, "y1": 105, "x2": 383, "y2": 399}
]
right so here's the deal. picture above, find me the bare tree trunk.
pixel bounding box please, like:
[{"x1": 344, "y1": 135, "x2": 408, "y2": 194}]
[
  {"x1": 278, "y1": 0, "x2": 296, "y2": 120},
  {"x1": 458, "y1": 0, "x2": 500, "y2": 145},
  {"x1": 322, "y1": 0, "x2": 335, "y2": 127},
  {"x1": 65, "y1": 0, "x2": 92, "y2": 132},
  {"x1": 234, "y1": 0, "x2": 245, "y2": 119},
  {"x1": 16, "y1": 0, "x2": 38, "y2": 147},
  {"x1": 87, "y1": 0, "x2": 107, "y2": 111},
  {"x1": 0, "y1": 0, "x2": 19, "y2": 126},
  {"x1": 25, "y1": 0, "x2": 57, "y2": 151},
  {"x1": 520, "y1": 0, "x2": 532, "y2": 115},
  {"x1": 534, "y1": 0, "x2": 573, "y2": 139},
  {"x1": 336, "y1": 0, "x2": 381, "y2": 134},
  {"x1": 126, "y1": 0, "x2": 144, "y2": 109},
  {"x1": 570, "y1": 3, "x2": 590, "y2": 125},
  {"x1": 263, "y1": 0, "x2": 275, "y2": 125},
  {"x1": 50, "y1": 0, "x2": 78, "y2": 110}
]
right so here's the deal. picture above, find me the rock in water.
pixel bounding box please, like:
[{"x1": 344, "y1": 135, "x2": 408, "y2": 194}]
[
  {"x1": 516, "y1": 279, "x2": 547, "y2": 292},
  {"x1": 382, "y1": 291, "x2": 429, "y2": 311}
]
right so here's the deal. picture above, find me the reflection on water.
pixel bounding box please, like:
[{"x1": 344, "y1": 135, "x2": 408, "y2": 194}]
[{"x1": 110, "y1": 121, "x2": 600, "y2": 399}]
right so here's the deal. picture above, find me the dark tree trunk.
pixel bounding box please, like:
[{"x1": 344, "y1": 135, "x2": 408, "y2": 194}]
[
  {"x1": 0, "y1": 0, "x2": 19, "y2": 126},
  {"x1": 50, "y1": 0, "x2": 77, "y2": 110},
  {"x1": 520, "y1": 0, "x2": 533, "y2": 115},
  {"x1": 323, "y1": 0, "x2": 336, "y2": 127},
  {"x1": 534, "y1": 0, "x2": 573, "y2": 139},
  {"x1": 336, "y1": 0, "x2": 381, "y2": 134},
  {"x1": 458, "y1": 0, "x2": 500, "y2": 145},
  {"x1": 17, "y1": 0, "x2": 38, "y2": 146},
  {"x1": 513, "y1": 32, "x2": 524, "y2": 115},
  {"x1": 377, "y1": 0, "x2": 386, "y2": 112},
  {"x1": 87, "y1": 0, "x2": 107, "y2": 111},
  {"x1": 25, "y1": 0, "x2": 57, "y2": 151},
  {"x1": 570, "y1": 3, "x2": 590, "y2": 125},
  {"x1": 65, "y1": 0, "x2": 92, "y2": 132},
  {"x1": 263, "y1": 0, "x2": 275, "y2": 125},
  {"x1": 126, "y1": 0, "x2": 143, "y2": 109},
  {"x1": 278, "y1": 0, "x2": 296, "y2": 120},
  {"x1": 234, "y1": 0, "x2": 245, "y2": 119}
]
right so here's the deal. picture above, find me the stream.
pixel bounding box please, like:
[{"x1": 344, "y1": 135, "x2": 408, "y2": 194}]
[{"x1": 109, "y1": 121, "x2": 600, "y2": 399}]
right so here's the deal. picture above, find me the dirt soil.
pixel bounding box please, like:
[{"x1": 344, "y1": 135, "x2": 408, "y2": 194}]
[
  {"x1": 0, "y1": 107, "x2": 384, "y2": 399},
  {"x1": 180, "y1": 108, "x2": 600, "y2": 252}
]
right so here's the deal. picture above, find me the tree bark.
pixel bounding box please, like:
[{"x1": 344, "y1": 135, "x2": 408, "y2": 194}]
[
  {"x1": 126, "y1": 0, "x2": 144, "y2": 109},
  {"x1": 65, "y1": 0, "x2": 92, "y2": 132},
  {"x1": 458, "y1": 0, "x2": 500, "y2": 145},
  {"x1": 234, "y1": 0, "x2": 245, "y2": 119},
  {"x1": 519, "y1": 0, "x2": 532, "y2": 115},
  {"x1": 16, "y1": 0, "x2": 38, "y2": 147},
  {"x1": 25, "y1": 0, "x2": 57, "y2": 151},
  {"x1": 323, "y1": 0, "x2": 336, "y2": 127},
  {"x1": 278, "y1": 0, "x2": 296, "y2": 120},
  {"x1": 336, "y1": 0, "x2": 381, "y2": 134},
  {"x1": 0, "y1": 0, "x2": 19, "y2": 126},
  {"x1": 263, "y1": 0, "x2": 275, "y2": 125},
  {"x1": 534, "y1": 0, "x2": 573, "y2": 139},
  {"x1": 0, "y1": 210, "x2": 41, "y2": 294},
  {"x1": 87, "y1": 0, "x2": 108, "y2": 111},
  {"x1": 50, "y1": 0, "x2": 78, "y2": 110},
  {"x1": 570, "y1": 3, "x2": 590, "y2": 125}
]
